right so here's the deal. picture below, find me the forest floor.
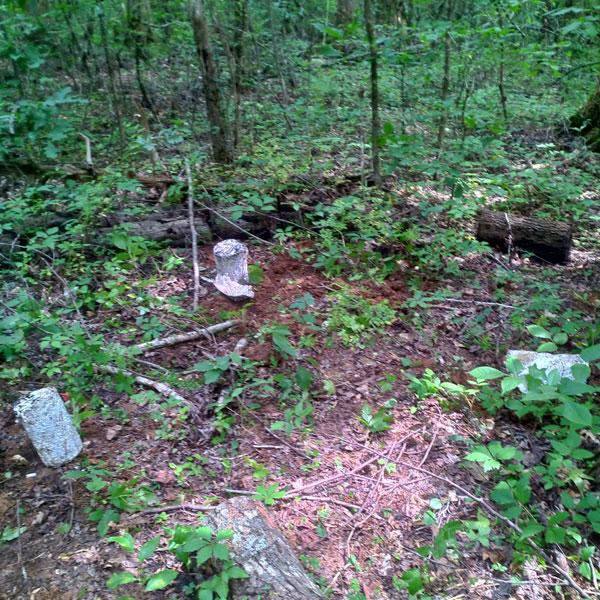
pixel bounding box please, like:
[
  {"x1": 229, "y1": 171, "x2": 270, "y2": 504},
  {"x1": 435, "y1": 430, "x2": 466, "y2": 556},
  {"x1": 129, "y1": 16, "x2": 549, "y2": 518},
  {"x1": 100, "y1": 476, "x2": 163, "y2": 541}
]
[{"x1": 1, "y1": 130, "x2": 599, "y2": 600}]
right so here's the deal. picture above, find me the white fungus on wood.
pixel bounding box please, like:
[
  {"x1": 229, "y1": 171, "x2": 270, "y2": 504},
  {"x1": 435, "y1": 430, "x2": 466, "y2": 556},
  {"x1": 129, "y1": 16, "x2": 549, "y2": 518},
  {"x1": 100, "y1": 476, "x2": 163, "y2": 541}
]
[
  {"x1": 213, "y1": 239, "x2": 254, "y2": 301},
  {"x1": 14, "y1": 388, "x2": 83, "y2": 467}
]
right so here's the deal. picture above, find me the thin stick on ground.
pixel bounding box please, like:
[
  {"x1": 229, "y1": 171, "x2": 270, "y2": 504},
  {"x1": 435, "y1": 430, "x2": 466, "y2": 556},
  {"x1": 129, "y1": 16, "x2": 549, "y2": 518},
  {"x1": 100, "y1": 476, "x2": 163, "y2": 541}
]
[
  {"x1": 124, "y1": 503, "x2": 218, "y2": 520},
  {"x1": 185, "y1": 159, "x2": 201, "y2": 311},
  {"x1": 16, "y1": 500, "x2": 27, "y2": 586},
  {"x1": 132, "y1": 319, "x2": 237, "y2": 353},
  {"x1": 98, "y1": 364, "x2": 188, "y2": 404},
  {"x1": 354, "y1": 442, "x2": 593, "y2": 599},
  {"x1": 345, "y1": 440, "x2": 406, "y2": 559},
  {"x1": 222, "y1": 489, "x2": 386, "y2": 521},
  {"x1": 419, "y1": 415, "x2": 440, "y2": 468}
]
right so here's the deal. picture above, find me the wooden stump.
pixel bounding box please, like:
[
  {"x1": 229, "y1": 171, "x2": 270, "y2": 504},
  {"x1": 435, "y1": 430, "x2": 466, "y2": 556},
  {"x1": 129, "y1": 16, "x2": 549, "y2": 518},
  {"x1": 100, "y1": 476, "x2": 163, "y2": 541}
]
[
  {"x1": 475, "y1": 209, "x2": 572, "y2": 264},
  {"x1": 204, "y1": 497, "x2": 323, "y2": 599}
]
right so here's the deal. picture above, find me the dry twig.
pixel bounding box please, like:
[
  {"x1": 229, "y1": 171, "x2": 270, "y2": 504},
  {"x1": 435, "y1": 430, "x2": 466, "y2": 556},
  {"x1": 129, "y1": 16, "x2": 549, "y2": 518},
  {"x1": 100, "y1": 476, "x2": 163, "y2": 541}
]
[
  {"x1": 185, "y1": 159, "x2": 202, "y2": 311},
  {"x1": 98, "y1": 364, "x2": 188, "y2": 404},
  {"x1": 132, "y1": 319, "x2": 237, "y2": 353}
]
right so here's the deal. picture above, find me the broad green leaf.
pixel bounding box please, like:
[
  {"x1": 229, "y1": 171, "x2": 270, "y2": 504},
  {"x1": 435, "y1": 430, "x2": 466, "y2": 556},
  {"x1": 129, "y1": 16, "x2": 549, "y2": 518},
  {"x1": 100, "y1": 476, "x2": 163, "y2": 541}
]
[
  {"x1": 571, "y1": 363, "x2": 591, "y2": 383},
  {"x1": 194, "y1": 360, "x2": 215, "y2": 372},
  {"x1": 272, "y1": 333, "x2": 296, "y2": 357},
  {"x1": 558, "y1": 401, "x2": 592, "y2": 428},
  {"x1": 108, "y1": 533, "x2": 135, "y2": 553},
  {"x1": 581, "y1": 344, "x2": 600, "y2": 362},
  {"x1": 215, "y1": 529, "x2": 233, "y2": 541},
  {"x1": 204, "y1": 369, "x2": 222, "y2": 385},
  {"x1": 226, "y1": 565, "x2": 248, "y2": 579},
  {"x1": 518, "y1": 522, "x2": 544, "y2": 540},
  {"x1": 145, "y1": 569, "x2": 178, "y2": 591},
  {"x1": 138, "y1": 536, "x2": 160, "y2": 562},
  {"x1": 527, "y1": 325, "x2": 552, "y2": 339},
  {"x1": 553, "y1": 332, "x2": 568, "y2": 345},
  {"x1": 195, "y1": 545, "x2": 213, "y2": 565},
  {"x1": 465, "y1": 449, "x2": 500, "y2": 472},
  {"x1": 86, "y1": 478, "x2": 107, "y2": 492},
  {"x1": 579, "y1": 562, "x2": 593, "y2": 581},
  {"x1": 97, "y1": 509, "x2": 120, "y2": 537},
  {"x1": 469, "y1": 367, "x2": 504, "y2": 381},
  {"x1": 501, "y1": 376, "x2": 522, "y2": 394},
  {"x1": 106, "y1": 571, "x2": 137, "y2": 589},
  {"x1": 545, "y1": 526, "x2": 566, "y2": 544},
  {"x1": 1, "y1": 526, "x2": 27, "y2": 543},
  {"x1": 295, "y1": 366, "x2": 313, "y2": 391},
  {"x1": 536, "y1": 342, "x2": 557, "y2": 353},
  {"x1": 212, "y1": 543, "x2": 229, "y2": 560}
]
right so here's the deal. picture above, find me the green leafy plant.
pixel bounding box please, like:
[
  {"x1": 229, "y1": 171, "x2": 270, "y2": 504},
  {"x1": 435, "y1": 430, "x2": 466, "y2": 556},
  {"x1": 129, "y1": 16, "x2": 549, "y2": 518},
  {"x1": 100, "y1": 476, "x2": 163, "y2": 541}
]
[
  {"x1": 358, "y1": 401, "x2": 395, "y2": 434},
  {"x1": 106, "y1": 525, "x2": 247, "y2": 598},
  {"x1": 253, "y1": 483, "x2": 287, "y2": 506},
  {"x1": 326, "y1": 287, "x2": 395, "y2": 347},
  {"x1": 65, "y1": 466, "x2": 157, "y2": 535}
]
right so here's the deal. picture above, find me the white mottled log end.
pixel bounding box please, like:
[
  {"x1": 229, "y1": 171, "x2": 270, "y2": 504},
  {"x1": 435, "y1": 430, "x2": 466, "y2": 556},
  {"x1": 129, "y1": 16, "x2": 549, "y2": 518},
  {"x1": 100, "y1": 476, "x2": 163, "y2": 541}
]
[{"x1": 14, "y1": 388, "x2": 83, "y2": 467}]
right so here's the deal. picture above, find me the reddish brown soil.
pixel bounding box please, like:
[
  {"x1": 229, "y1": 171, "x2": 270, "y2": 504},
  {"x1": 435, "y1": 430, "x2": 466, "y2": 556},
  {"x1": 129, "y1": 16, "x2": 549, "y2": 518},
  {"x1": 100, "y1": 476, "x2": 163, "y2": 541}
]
[{"x1": 1, "y1": 242, "x2": 595, "y2": 600}]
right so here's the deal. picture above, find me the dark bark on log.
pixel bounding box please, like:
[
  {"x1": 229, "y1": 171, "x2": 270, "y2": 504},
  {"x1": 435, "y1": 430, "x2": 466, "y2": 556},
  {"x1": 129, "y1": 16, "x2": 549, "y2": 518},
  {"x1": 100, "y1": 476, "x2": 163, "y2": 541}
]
[
  {"x1": 475, "y1": 208, "x2": 572, "y2": 264},
  {"x1": 204, "y1": 497, "x2": 323, "y2": 599},
  {"x1": 101, "y1": 217, "x2": 212, "y2": 247}
]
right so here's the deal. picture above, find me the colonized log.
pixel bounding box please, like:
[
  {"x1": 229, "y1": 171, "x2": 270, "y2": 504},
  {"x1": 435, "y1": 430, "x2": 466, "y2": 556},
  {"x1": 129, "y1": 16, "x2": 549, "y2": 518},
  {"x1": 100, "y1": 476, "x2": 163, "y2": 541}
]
[
  {"x1": 475, "y1": 209, "x2": 572, "y2": 264},
  {"x1": 14, "y1": 388, "x2": 83, "y2": 467},
  {"x1": 213, "y1": 239, "x2": 254, "y2": 300},
  {"x1": 204, "y1": 496, "x2": 323, "y2": 599},
  {"x1": 506, "y1": 350, "x2": 588, "y2": 393}
]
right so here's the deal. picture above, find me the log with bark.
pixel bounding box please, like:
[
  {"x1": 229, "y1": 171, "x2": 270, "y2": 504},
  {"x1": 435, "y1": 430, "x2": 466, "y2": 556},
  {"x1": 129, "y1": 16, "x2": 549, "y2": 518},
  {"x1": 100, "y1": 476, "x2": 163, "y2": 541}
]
[
  {"x1": 100, "y1": 208, "x2": 212, "y2": 247},
  {"x1": 475, "y1": 208, "x2": 572, "y2": 264},
  {"x1": 204, "y1": 496, "x2": 323, "y2": 599}
]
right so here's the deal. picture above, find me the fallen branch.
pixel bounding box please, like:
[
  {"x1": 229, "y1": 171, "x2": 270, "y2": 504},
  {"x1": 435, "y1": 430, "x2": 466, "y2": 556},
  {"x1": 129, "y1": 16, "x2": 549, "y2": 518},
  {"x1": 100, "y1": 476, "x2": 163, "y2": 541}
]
[
  {"x1": 98, "y1": 364, "x2": 188, "y2": 404},
  {"x1": 222, "y1": 489, "x2": 385, "y2": 521},
  {"x1": 132, "y1": 319, "x2": 237, "y2": 353},
  {"x1": 125, "y1": 502, "x2": 217, "y2": 519}
]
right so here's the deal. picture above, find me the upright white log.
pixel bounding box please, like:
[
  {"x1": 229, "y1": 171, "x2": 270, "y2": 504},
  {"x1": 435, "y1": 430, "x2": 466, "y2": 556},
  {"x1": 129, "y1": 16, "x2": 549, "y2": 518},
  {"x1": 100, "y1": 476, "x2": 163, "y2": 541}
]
[
  {"x1": 213, "y1": 239, "x2": 254, "y2": 300},
  {"x1": 14, "y1": 388, "x2": 83, "y2": 467}
]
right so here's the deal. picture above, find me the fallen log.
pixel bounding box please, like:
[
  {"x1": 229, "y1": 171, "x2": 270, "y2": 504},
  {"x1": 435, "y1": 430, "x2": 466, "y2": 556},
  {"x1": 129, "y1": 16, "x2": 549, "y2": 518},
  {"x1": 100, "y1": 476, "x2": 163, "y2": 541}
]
[
  {"x1": 100, "y1": 217, "x2": 212, "y2": 247},
  {"x1": 475, "y1": 209, "x2": 572, "y2": 264}
]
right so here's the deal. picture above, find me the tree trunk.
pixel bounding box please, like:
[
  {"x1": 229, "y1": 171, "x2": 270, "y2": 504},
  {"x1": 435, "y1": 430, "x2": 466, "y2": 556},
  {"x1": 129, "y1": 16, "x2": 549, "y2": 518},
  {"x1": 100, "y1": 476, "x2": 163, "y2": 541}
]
[
  {"x1": 571, "y1": 75, "x2": 600, "y2": 151},
  {"x1": 98, "y1": 6, "x2": 125, "y2": 150},
  {"x1": 475, "y1": 209, "x2": 572, "y2": 264},
  {"x1": 190, "y1": 0, "x2": 233, "y2": 163},
  {"x1": 436, "y1": 30, "x2": 451, "y2": 151},
  {"x1": 363, "y1": 0, "x2": 381, "y2": 186},
  {"x1": 335, "y1": 0, "x2": 356, "y2": 25}
]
